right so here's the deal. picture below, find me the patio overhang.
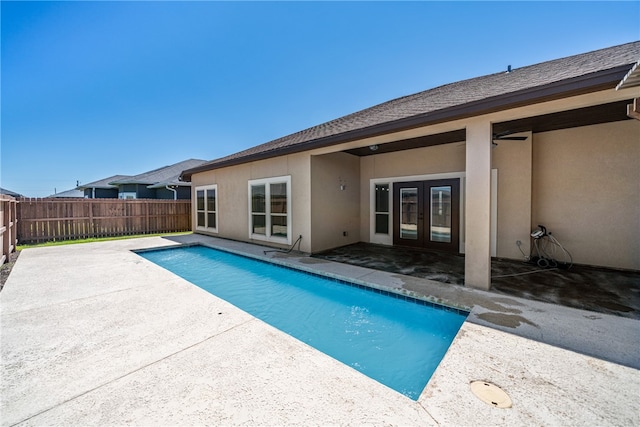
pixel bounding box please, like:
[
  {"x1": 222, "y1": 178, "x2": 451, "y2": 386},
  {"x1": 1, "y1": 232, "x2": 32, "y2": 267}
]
[{"x1": 339, "y1": 99, "x2": 633, "y2": 157}]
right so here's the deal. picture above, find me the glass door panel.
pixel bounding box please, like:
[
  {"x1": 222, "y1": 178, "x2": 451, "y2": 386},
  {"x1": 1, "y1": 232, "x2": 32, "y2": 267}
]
[
  {"x1": 399, "y1": 188, "x2": 418, "y2": 240},
  {"x1": 430, "y1": 186, "x2": 452, "y2": 243}
]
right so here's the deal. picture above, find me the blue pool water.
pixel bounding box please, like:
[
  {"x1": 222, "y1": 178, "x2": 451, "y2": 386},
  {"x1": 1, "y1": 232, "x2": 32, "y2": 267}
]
[{"x1": 138, "y1": 245, "x2": 467, "y2": 400}]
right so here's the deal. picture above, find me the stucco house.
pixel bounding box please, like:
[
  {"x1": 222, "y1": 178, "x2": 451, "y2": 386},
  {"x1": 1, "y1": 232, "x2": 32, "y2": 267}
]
[
  {"x1": 180, "y1": 41, "x2": 640, "y2": 291},
  {"x1": 76, "y1": 160, "x2": 206, "y2": 199},
  {"x1": 110, "y1": 159, "x2": 206, "y2": 200},
  {"x1": 77, "y1": 175, "x2": 133, "y2": 199}
]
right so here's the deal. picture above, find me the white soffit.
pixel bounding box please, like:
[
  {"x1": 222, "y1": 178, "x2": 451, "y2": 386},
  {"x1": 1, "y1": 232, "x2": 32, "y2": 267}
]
[{"x1": 616, "y1": 60, "x2": 640, "y2": 90}]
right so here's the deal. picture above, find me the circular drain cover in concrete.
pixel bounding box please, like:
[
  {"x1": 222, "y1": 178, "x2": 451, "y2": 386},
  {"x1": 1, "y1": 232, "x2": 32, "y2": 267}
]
[{"x1": 469, "y1": 381, "x2": 512, "y2": 408}]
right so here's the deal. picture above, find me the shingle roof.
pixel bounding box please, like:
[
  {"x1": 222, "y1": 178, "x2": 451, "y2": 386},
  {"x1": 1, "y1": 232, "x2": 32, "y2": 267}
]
[
  {"x1": 76, "y1": 175, "x2": 133, "y2": 190},
  {"x1": 0, "y1": 188, "x2": 23, "y2": 198},
  {"x1": 111, "y1": 159, "x2": 207, "y2": 186},
  {"x1": 182, "y1": 41, "x2": 639, "y2": 180},
  {"x1": 47, "y1": 188, "x2": 85, "y2": 198}
]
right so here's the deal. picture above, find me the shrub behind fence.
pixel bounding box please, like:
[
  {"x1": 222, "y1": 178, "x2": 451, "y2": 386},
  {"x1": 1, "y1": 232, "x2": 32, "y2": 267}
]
[{"x1": 17, "y1": 198, "x2": 192, "y2": 245}]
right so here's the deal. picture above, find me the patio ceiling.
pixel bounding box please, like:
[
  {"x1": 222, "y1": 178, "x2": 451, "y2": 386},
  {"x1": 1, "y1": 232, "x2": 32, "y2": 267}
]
[
  {"x1": 344, "y1": 99, "x2": 633, "y2": 156},
  {"x1": 492, "y1": 99, "x2": 632, "y2": 136},
  {"x1": 344, "y1": 129, "x2": 465, "y2": 156}
]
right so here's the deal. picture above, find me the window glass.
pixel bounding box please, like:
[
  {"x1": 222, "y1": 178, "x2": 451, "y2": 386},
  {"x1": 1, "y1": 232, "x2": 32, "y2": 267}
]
[
  {"x1": 375, "y1": 184, "x2": 389, "y2": 213},
  {"x1": 252, "y1": 214, "x2": 266, "y2": 235},
  {"x1": 430, "y1": 186, "x2": 452, "y2": 243},
  {"x1": 252, "y1": 185, "x2": 266, "y2": 213},
  {"x1": 196, "y1": 190, "x2": 205, "y2": 211},
  {"x1": 271, "y1": 215, "x2": 287, "y2": 237},
  {"x1": 206, "y1": 189, "x2": 216, "y2": 212},
  {"x1": 400, "y1": 187, "x2": 418, "y2": 240},
  {"x1": 270, "y1": 183, "x2": 287, "y2": 214},
  {"x1": 375, "y1": 214, "x2": 389, "y2": 234},
  {"x1": 207, "y1": 213, "x2": 216, "y2": 229}
]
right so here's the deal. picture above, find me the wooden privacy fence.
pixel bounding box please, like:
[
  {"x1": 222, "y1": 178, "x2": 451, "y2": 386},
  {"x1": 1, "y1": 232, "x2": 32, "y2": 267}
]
[
  {"x1": 17, "y1": 198, "x2": 192, "y2": 245},
  {"x1": 1, "y1": 195, "x2": 18, "y2": 265}
]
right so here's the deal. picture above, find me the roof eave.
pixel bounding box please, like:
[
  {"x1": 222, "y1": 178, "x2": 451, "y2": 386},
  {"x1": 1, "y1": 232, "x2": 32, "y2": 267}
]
[
  {"x1": 616, "y1": 60, "x2": 640, "y2": 89},
  {"x1": 180, "y1": 64, "x2": 632, "y2": 182},
  {"x1": 147, "y1": 182, "x2": 191, "y2": 189}
]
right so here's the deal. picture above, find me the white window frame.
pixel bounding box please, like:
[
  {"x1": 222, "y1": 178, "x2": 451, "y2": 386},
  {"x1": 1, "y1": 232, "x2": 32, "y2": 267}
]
[
  {"x1": 373, "y1": 182, "x2": 391, "y2": 236},
  {"x1": 195, "y1": 184, "x2": 218, "y2": 233},
  {"x1": 248, "y1": 176, "x2": 291, "y2": 245}
]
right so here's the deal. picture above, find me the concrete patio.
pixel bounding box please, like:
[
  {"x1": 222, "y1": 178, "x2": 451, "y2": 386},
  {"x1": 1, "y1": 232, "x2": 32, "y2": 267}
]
[{"x1": 1, "y1": 235, "x2": 639, "y2": 426}]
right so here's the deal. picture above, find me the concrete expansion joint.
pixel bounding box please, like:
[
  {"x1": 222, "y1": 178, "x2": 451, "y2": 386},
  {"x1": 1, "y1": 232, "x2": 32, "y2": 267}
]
[
  {"x1": 417, "y1": 401, "x2": 441, "y2": 425},
  {"x1": 1, "y1": 286, "x2": 144, "y2": 317}
]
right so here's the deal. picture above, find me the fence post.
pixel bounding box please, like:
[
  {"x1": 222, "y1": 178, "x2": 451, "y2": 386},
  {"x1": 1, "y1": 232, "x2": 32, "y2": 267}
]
[
  {"x1": 1, "y1": 198, "x2": 8, "y2": 265},
  {"x1": 145, "y1": 201, "x2": 150, "y2": 234},
  {"x1": 1, "y1": 196, "x2": 17, "y2": 265},
  {"x1": 11, "y1": 199, "x2": 17, "y2": 252},
  {"x1": 88, "y1": 199, "x2": 93, "y2": 239}
]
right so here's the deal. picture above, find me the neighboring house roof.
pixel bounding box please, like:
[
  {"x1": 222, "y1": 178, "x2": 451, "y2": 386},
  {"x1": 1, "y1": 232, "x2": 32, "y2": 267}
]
[
  {"x1": 47, "y1": 188, "x2": 85, "y2": 198},
  {"x1": 0, "y1": 187, "x2": 23, "y2": 198},
  {"x1": 111, "y1": 159, "x2": 207, "y2": 187},
  {"x1": 76, "y1": 175, "x2": 133, "y2": 190},
  {"x1": 181, "y1": 41, "x2": 640, "y2": 181}
]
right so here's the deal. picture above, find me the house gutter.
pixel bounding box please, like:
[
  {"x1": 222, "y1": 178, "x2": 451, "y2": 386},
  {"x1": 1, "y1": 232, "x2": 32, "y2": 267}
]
[
  {"x1": 165, "y1": 185, "x2": 177, "y2": 200},
  {"x1": 180, "y1": 65, "x2": 632, "y2": 182}
]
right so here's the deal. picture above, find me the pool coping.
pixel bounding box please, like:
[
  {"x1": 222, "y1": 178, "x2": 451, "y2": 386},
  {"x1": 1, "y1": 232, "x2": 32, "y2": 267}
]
[{"x1": 2, "y1": 235, "x2": 639, "y2": 426}]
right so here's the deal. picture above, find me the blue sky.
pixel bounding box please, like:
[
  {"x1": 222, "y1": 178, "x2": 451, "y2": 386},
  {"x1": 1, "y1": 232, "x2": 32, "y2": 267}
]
[{"x1": 1, "y1": 1, "x2": 638, "y2": 197}]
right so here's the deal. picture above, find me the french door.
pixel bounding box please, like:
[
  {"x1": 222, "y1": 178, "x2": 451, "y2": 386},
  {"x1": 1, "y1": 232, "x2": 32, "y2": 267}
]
[{"x1": 393, "y1": 179, "x2": 460, "y2": 252}]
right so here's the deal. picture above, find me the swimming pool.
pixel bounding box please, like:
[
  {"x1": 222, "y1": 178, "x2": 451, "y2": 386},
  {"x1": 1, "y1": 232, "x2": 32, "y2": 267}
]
[{"x1": 138, "y1": 245, "x2": 467, "y2": 400}]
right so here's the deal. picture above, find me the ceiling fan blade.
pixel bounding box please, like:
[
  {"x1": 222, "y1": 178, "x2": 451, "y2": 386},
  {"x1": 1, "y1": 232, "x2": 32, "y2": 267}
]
[
  {"x1": 495, "y1": 136, "x2": 528, "y2": 141},
  {"x1": 493, "y1": 130, "x2": 514, "y2": 139},
  {"x1": 492, "y1": 130, "x2": 529, "y2": 141}
]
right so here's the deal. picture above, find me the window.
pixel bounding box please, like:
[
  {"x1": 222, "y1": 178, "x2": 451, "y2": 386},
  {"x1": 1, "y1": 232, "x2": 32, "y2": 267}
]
[
  {"x1": 374, "y1": 183, "x2": 390, "y2": 234},
  {"x1": 119, "y1": 192, "x2": 137, "y2": 200},
  {"x1": 195, "y1": 185, "x2": 218, "y2": 232},
  {"x1": 249, "y1": 176, "x2": 291, "y2": 243}
]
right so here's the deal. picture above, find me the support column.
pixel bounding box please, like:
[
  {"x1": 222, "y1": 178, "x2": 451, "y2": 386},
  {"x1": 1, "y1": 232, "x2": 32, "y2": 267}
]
[{"x1": 465, "y1": 119, "x2": 492, "y2": 290}]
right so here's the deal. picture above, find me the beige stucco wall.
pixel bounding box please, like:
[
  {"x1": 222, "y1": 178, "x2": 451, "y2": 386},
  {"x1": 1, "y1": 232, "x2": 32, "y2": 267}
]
[
  {"x1": 492, "y1": 132, "x2": 533, "y2": 260},
  {"x1": 190, "y1": 153, "x2": 313, "y2": 253},
  {"x1": 363, "y1": 142, "x2": 466, "y2": 178},
  {"x1": 531, "y1": 120, "x2": 640, "y2": 270},
  {"x1": 309, "y1": 152, "x2": 361, "y2": 253}
]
